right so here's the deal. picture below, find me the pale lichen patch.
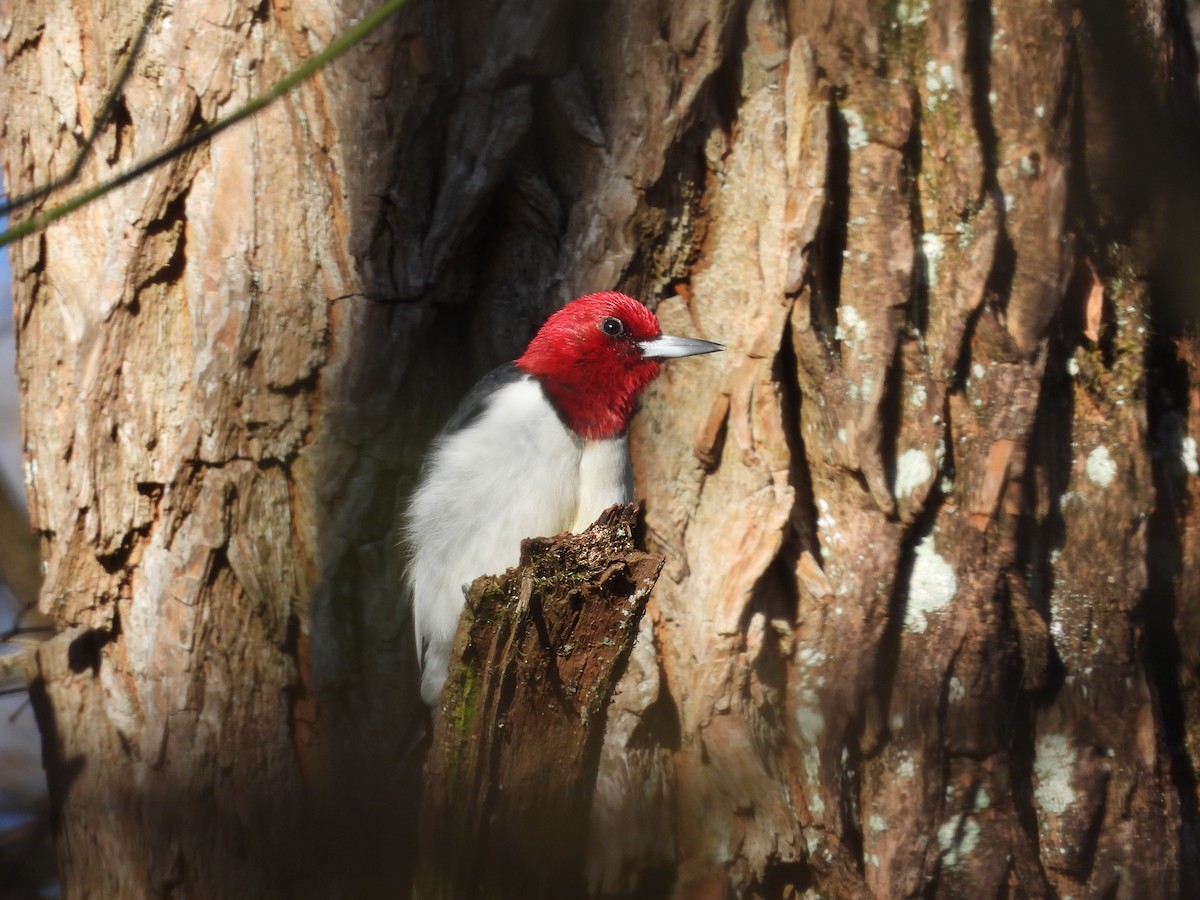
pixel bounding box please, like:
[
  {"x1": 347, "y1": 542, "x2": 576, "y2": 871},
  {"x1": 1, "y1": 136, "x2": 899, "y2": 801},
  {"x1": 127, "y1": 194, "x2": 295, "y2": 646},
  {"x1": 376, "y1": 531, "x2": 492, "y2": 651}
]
[
  {"x1": 896, "y1": 0, "x2": 929, "y2": 27},
  {"x1": 1182, "y1": 436, "x2": 1198, "y2": 476},
  {"x1": 948, "y1": 676, "x2": 965, "y2": 703},
  {"x1": 1034, "y1": 734, "x2": 1077, "y2": 815},
  {"x1": 922, "y1": 60, "x2": 954, "y2": 110},
  {"x1": 937, "y1": 815, "x2": 980, "y2": 868},
  {"x1": 904, "y1": 535, "x2": 958, "y2": 633},
  {"x1": 795, "y1": 707, "x2": 825, "y2": 743},
  {"x1": 1086, "y1": 445, "x2": 1116, "y2": 488},
  {"x1": 836, "y1": 305, "x2": 868, "y2": 343},
  {"x1": 841, "y1": 109, "x2": 869, "y2": 151},
  {"x1": 895, "y1": 448, "x2": 932, "y2": 499},
  {"x1": 921, "y1": 232, "x2": 944, "y2": 287}
]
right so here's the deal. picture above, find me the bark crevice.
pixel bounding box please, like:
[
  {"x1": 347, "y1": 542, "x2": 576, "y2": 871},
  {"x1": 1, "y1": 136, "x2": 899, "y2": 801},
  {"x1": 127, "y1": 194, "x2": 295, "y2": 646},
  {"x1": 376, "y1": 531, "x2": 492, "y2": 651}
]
[{"x1": 1144, "y1": 321, "x2": 1200, "y2": 893}]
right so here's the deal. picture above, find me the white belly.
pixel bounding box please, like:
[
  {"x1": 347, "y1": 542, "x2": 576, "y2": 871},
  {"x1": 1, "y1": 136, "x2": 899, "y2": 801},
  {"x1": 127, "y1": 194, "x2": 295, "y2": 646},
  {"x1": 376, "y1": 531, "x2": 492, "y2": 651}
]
[
  {"x1": 573, "y1": 438, "x2": 633, "y2": 531},
  {"x1": 405, "y1": 376, "x2": 632, "y2": 705}
]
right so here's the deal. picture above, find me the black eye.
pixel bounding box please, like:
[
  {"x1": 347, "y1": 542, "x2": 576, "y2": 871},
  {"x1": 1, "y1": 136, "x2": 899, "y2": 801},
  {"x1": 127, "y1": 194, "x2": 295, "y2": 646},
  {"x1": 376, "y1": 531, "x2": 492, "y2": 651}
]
[{"x1": 601, "y1": 317, "x2": 625, "y2": 337}]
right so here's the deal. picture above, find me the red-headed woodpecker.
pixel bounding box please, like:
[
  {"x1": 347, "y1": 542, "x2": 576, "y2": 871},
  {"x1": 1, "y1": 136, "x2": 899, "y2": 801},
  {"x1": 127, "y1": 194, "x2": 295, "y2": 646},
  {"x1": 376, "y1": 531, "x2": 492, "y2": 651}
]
[{"x1": 404, "y1": 291, "x2": 723, "y2": 705}]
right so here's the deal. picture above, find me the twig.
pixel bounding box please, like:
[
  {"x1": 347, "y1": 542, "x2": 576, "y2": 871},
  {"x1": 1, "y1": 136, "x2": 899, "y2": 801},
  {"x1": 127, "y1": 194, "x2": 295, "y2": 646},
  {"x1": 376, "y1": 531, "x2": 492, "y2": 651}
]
[
  {"x1": 0, "y1": 0, "x2": 164, "y2": 218},
  {"x1": 6, "y1": 695, "x2": 31, "y2": 723},
  {"x1": 0, "y1": 0, "x2": 412, "y2": 249}
]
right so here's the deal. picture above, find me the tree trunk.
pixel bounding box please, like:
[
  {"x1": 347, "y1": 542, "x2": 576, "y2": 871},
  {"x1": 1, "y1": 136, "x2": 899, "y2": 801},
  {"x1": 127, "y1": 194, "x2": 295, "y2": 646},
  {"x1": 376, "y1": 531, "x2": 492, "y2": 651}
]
[
  {"x1": 2, "y1": 1, "x2": 428, "y2": 895},
  {"x1": 417, "y1": 505, "x2": 663, "y2": 900},
  {"x1": 3, "y1": 0, "x2": 1200, "y2": 897}
]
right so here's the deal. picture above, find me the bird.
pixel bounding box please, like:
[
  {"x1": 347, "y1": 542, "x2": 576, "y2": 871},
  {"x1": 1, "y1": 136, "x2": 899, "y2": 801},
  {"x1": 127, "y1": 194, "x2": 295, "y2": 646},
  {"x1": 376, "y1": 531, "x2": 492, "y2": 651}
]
[{"x1": 403, "y1": 291, "x2": 723, "y2": 706}]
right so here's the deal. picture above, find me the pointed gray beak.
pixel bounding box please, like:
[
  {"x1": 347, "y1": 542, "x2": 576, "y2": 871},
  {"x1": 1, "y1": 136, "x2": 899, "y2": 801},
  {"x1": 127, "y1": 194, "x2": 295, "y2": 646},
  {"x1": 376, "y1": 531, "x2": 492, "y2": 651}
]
[{"x1": 639, "y1": 334, "x2": 725, "y2": 359}]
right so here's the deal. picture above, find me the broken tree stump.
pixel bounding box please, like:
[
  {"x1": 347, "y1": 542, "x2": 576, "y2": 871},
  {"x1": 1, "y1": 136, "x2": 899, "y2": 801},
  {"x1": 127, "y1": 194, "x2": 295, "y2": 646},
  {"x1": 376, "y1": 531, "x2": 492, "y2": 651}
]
[{"x1": 415, "y1": 504, "x2": 664, "y2": 900}]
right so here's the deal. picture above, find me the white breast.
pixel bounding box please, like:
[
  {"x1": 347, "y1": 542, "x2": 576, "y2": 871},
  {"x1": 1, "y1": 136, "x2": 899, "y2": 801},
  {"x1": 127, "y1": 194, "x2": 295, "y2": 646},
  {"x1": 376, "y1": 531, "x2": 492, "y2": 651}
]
[
  {"x1": 405, "y1": 375, "x2": 632, "y2": 705},
  {"x1": 573, "y1": 437, "x2": 633, "y2": 531}
]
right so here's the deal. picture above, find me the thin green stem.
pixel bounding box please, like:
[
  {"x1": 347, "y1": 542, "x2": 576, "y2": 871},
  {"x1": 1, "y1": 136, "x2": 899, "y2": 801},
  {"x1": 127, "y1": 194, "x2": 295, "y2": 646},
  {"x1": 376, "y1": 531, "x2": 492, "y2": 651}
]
[
  {"x1": 0, "y1": 0, "x2": 165, "y2": 218},
  {"x1": 0, "y1": 0, "x2": 411, "y2": 249}
]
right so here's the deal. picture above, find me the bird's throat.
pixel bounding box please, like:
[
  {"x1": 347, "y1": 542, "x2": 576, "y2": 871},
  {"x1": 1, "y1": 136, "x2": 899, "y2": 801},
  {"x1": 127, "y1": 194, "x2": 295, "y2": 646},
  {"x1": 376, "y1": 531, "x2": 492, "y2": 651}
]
[{"x1": 526, "y1": 361, "x2": 660, "y2": 441}]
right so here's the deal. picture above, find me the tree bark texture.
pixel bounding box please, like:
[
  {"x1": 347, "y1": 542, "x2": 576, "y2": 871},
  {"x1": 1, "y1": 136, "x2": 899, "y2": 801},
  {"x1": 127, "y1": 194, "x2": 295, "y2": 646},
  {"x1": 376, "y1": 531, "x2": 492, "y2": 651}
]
[
  {"x1": 3, "y1": 0, "x2": 1200, "y2": 897},
  {"x1": 2, "y1": 1, "x2": 427, "y2": 895},
  {"x1": 417, "y1": 505, "x2": 663, "y2": 900}
]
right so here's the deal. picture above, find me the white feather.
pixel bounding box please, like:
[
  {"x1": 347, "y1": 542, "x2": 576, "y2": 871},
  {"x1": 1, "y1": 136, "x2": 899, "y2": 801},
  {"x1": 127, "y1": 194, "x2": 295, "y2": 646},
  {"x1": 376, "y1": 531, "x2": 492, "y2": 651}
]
[
  {"x1": 405, "y1": 374, "x2": 632, "y2": 705},
  {"x1": 573, "y1": 438, "x2": 633, "y2": 531}
]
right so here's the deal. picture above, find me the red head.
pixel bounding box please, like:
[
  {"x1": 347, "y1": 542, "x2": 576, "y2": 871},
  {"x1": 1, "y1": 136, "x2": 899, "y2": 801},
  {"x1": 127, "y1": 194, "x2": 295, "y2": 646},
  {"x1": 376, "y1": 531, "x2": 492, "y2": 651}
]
[{"x1": 516, "y1": 291, "x2": 723, "y2": 440}]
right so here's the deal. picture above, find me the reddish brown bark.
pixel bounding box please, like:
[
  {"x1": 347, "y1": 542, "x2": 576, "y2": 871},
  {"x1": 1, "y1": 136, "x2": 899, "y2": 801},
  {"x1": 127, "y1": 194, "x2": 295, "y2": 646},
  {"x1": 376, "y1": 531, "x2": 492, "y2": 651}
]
[
  {"x1": 417, "y1": 505, "x2": 662, "y2": 899},
  {"x1": 2, "y1": 0, "x2": 1199, "y2": 896}
]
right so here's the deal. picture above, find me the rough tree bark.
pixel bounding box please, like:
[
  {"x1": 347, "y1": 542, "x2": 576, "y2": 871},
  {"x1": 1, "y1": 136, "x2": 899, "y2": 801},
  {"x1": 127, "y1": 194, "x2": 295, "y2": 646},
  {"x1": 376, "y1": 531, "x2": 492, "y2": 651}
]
[
  {"x1": 3, "y1": 0, "x2": 1200, "y2": 897},
  {"x1": 417, "y1": 505, "x2": 663, "y2": 900},
  {"x1": 1, "y1": 1, "x2": 427, "y2": 895}
]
